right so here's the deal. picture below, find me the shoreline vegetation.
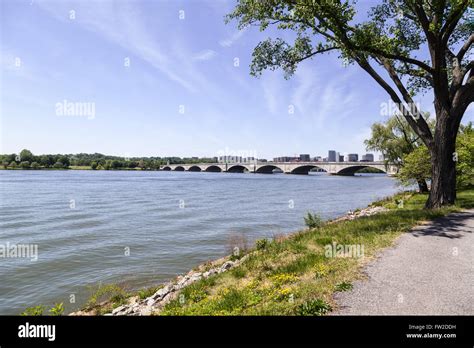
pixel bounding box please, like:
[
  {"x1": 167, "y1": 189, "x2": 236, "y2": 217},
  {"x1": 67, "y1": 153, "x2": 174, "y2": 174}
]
[
  {"x1": 0, "y1": 149, "x2": 384, "y2": 173},
  {"x1": 23, "y1": 187, "x2": 472, "y2": 316}
]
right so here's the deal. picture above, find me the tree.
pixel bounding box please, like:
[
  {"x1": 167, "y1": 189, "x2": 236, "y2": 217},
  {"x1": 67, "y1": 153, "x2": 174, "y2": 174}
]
[
  {"x1": 30, "y1": 162, "x2": 40, "y2": 169},
  {"x1": 365, "y1": 114, "x2": 433, "y2": 192},
  {"x1": 20, "y1": 161, "x2": 30, "y2": 169},
  {"x1": 19, "y1": 149, "x2": 34, "y2": 163},
  {"x1": 90, "y1": 161, "x2": 98, "y2": 170},
  {"x1": 398, "y1": 146, "x2": 432, "y2": 187},
  {"x1": 227, "y1": 0, "x2": 473, "y2": 208},
  {"x1": 58, "y1": 155, "x2": 70, "y2": 168}
]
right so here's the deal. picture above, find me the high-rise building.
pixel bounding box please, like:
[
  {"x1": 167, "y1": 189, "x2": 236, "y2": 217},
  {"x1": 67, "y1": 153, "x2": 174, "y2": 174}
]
[
  {"x1": 361, "y1": 154, "x2": 374, "y2": 162},
  {"x1": 339, "y1": 155, "x2": 344, "y2": 162},
  {"x1": 328, "y1": 150, "x2": 336, "y2": 162},
  {"x1": 299, "y1": 154, "x2": 310, "y2": 162},
  {"x1": 345, "y1": 153, "x2": 359, "y2": 162},
  {"x1": 335, "y1": 152, "x2": 341, "y2": 162},
  {"x1": 218, "y1": 155, "x2": 242, "y2": 163}
]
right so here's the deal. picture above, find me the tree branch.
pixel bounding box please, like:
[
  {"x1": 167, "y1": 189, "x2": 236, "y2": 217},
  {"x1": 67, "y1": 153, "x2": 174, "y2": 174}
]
[
  {"x1": 457, "y1": 33, "x2": 474, "y2": 61},
  {"x1": 355, "y1": 56, "x2": 433, "y2": 148}
]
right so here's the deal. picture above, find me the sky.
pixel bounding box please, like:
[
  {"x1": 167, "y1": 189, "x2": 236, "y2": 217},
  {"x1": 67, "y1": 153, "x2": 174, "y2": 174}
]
[{"x1": 1, "y1": 0, "x2": 473, "y2": 160}]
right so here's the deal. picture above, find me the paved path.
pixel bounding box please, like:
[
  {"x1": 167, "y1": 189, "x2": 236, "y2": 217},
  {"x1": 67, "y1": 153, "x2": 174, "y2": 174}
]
[{"x1": 334, "y1": 210, "x2": 474, "y2": 315}]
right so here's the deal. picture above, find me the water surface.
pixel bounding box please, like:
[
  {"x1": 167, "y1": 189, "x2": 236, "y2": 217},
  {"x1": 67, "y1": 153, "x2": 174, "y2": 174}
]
[{"x1": 0, "y1": 170, "x2": 400, "y2": 314}]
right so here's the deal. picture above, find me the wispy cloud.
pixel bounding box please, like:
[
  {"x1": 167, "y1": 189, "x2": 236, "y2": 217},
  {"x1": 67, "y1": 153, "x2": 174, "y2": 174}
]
[
  {"x1": 36, "y1": 1, "x2": 199, "y2": 92},
  {"x1": 291, "y1": 64, "x2": 359, "y2": 128},
  {"x1": 193, "y1": 49, "x2": 217, "y2": 61},
  {"x1": 219, "y1": 28, "x2": 246, "y2": 47}
]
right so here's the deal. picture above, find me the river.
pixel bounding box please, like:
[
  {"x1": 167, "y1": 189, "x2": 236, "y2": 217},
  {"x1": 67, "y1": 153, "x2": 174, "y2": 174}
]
[{"x1": 0, "y1": 170, "x2": 401, "y2": 314}]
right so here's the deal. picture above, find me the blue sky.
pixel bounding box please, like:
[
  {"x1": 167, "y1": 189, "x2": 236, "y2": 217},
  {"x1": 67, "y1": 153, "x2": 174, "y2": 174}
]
[{"x1": 1, "y1": 0, "x2": 472, "y2": 159}]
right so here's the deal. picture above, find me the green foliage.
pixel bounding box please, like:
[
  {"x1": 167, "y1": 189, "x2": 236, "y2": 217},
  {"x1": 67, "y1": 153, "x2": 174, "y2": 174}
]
[
  {"x1": 230, "y1": 267, "x2": 247, "y2": 279},
  {"x1": 86, "y1": 284, "x2": 128, "y2": 308},
  {"x1": 456, "y1": 123, "x2": 474, "y2": 188},
  {"x1": 30, "y1": 161, "x2": 40, "y2": 169},
  {"x1": 52, "y1": 161, "x2": 65, "y2": 169},
  {"x1": 304, "y1": 212, "x2": 323, "y2": 229},
  {"x1": 365, "y1": 115, "x2": 433, "y2": 165},
  {"x1": 398, "y1": 146, "x2": 431, "y2": 186},
  {"x1": 255, "y1": 238, "x2": 268, "y2": 250},
  {"x1": 49, "y1": 302, "x2": 65, "y2": 316},
  {"x1": 397, "y1": 124, "x2": 474, "y2": 190},
  {"x1": 138, "y1": 286, "x2": 161, "y2": 300},
  {"x1": 19, "y1": 149, "x2": 34, "y2": 163},
  {"x1": 0, "y1": 149, "x2": 219, "y2": 170},
  {"x1": 21, "y1": 305, "x2": 45, "y2": 316},
  {"x1": 19, "y1": 161, "x2": 30, "y2": 169},
  {"x1": 335, "y1": 282, "x2": 353, "y2": 292},
  {"x1": 296, "y1": 299, "x2": 332, "y2": 316}
]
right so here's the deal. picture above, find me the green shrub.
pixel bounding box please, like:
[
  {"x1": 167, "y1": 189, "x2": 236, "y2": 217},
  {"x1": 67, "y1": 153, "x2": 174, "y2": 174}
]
[
  {"x1": 304, "y1": 212, "x2": 324, "y2": 229},
  {"x1": 296, "y1": 299, "x2": 332, "y2": 316},
  {"x1": 21, "y1": 305, "x2": 45, "y2": 316},
  {"x1": 255, "y1": 238, "x2": 268, "y2": 251},
  {"x1": 49, "y1": 302, "x2": 65, "y2": 316}
]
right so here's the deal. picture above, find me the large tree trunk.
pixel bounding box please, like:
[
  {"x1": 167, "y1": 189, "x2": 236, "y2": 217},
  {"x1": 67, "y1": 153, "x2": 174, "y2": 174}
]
[{"x1": 425, "y1": 111, "x2": 458, "y2": 209}]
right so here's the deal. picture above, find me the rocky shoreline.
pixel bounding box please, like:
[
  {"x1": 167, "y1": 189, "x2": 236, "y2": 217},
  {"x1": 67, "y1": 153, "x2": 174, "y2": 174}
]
[{"x1": 70, "y1": 203, "x2": 391, "y2": 316}]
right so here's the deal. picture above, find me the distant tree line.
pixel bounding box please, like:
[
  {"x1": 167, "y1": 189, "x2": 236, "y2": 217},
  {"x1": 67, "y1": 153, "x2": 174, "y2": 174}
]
[{"x1": 0, "y1": 150, "x2": 217, "y2": 170}]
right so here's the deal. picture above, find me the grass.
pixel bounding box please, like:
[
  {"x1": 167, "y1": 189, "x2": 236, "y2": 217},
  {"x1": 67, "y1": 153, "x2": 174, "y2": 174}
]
[{"x1": 156, "y1": 188, "x2": 473, "y2": 316}]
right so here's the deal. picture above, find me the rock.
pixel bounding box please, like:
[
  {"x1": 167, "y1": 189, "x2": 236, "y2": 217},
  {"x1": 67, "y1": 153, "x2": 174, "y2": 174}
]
[
  {"x1": 220, "y1": 261, "x2": 234, "y2": 271},
  {"x1": 112, "y1": 305, "x2": 127, "y2": 314}
]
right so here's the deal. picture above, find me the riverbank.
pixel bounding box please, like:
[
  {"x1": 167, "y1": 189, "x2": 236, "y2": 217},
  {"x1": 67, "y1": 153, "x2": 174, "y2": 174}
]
[{"x1": 67, "y1": 188, "x2": 474, "y2": 316}]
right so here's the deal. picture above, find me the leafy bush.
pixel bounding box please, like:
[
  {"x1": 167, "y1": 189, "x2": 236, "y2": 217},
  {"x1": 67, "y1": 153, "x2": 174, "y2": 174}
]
[
  {"x1": 49, "y1": 302, "x2": 65, "y2": 316},
  {"x1": 296, "y1": 299, "x2": 332, "y2": 316},
  {"x1": 255, "y1": 238, "x2": 268, "y2": 250},
  {"x1": 20, "y1": 161, "x2": 30, "y2": 169},
  {"x1": 21, "y1": 305, "x2": 45, "y2": 316},
  {"x1": 304, "y1": 212, "x2": 323, "y2": 229}
]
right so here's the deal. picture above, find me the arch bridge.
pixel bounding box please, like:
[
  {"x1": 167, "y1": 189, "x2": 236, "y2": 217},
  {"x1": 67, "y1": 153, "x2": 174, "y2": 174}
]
[{"x1": 160, "y1": 162, "x2": 398, "y2": 176}]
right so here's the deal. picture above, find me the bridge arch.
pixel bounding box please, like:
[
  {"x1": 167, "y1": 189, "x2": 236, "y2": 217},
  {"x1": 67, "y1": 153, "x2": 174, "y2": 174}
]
[
  {"x1": 188, "y1": 165, "x2": 202, "y2": 172},
  {"x1": 336, "y1": 165, "x2": 387, "y2": 176},
  {"x1": 174, "y1": 166, "x2": 185, "y2": 171},
  {"x1": 162, "y1": 166, "x2": 171, "y2": 171},
  {"x1": 255, "y1": 165, "x2": 284, "y2": 174},
  {"x1": 205, "y1": 165, "x2": 222, "y2": 172},
  {"x1": 291, "y1": 165, "x2": 327, "y2": 175},
  {"x1": 227, "y1": 164, "x2": 250, "y2": 173}
]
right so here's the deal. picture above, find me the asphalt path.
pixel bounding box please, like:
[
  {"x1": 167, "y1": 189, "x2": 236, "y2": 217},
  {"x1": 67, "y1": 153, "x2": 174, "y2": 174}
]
[{"x1": 334, "y1": 210, "x2": 474, "y2": 315}]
